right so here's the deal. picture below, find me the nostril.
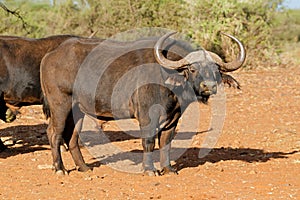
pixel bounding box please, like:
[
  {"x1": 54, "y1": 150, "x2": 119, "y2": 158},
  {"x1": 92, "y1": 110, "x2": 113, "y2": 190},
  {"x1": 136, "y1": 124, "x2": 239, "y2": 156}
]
[
  {"x1": 212, "y1": 85, "x2": 217, "y2": 94},
  {"x1": 200, "y1": 82, "x2": 207, "y2": 89}
]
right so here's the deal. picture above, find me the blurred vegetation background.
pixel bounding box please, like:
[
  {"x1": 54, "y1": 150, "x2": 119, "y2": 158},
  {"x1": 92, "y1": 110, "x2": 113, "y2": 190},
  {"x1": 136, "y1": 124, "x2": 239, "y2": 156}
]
[{"x1": 0, "y1": 0, "x2": 299, "y2": 68}]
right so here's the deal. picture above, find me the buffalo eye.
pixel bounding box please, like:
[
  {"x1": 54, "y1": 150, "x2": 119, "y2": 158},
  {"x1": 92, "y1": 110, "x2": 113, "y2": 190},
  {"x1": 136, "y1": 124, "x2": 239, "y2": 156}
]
[{"x1": 188, "y1": 66, "x2": 197, "y2": 73}]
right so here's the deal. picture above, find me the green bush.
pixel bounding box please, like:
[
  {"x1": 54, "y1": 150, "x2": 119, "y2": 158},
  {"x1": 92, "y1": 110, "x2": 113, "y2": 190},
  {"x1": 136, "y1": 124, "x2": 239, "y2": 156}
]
[
  {"x1": 273, "y1": 9, "x2": 300, "y2": 43},
  {"x1": 184, "y1": 0, "x2": 286, "y2": 68},
  {"x1": 0, "y1": 0, "x2": 294, "y2": 68}
]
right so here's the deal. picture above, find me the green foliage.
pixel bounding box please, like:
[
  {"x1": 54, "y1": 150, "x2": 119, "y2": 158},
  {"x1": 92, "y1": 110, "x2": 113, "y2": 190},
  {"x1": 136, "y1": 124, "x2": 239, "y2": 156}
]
[
  {"x1": 184, "y1": 0, "x2": 286, "y2": 68},
  {"x1": 273, "y1": 9, "x2": 300, "y2": 43},
  {"x1": 0, "y1": 0, "x2": 295, "y2": 68}
]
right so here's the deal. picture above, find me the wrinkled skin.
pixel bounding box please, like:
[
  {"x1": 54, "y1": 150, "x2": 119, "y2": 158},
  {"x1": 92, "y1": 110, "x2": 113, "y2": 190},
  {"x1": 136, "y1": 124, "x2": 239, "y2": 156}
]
[
  {"x1": 0, "y1": 35, "x2": 78, "y2": 152},
  {"x1": 41, "y1": 34, "x2": 245, "y2": 175}
]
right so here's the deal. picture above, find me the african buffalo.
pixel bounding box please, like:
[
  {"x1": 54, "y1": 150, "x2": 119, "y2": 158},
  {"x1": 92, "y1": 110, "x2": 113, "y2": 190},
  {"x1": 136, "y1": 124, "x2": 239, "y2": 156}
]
[
  {"x1": 41, "y1": 32, "x2": 245, "y2": 175},
  {"x1": 0, "y1": 34, "x2": 78, "y2": 151}
]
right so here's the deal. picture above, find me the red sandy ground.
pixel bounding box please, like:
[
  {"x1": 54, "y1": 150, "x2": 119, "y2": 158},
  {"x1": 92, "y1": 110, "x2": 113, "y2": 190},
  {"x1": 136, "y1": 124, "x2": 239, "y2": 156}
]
[{"x1": 0, "y1": 65, "x2": 299, "y2": 199}]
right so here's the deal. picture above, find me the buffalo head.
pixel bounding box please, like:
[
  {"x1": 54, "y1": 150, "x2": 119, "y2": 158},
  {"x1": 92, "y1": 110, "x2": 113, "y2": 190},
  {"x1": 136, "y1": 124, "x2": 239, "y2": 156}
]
[{"x1": 154, "y1": 32, "x2": 246, "y2": 102}]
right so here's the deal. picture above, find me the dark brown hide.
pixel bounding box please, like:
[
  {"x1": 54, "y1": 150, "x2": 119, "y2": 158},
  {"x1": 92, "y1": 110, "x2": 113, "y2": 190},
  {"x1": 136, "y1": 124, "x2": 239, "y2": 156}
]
[
  {"x1": 41, "y1": 34, "x2": 245, "y2": 175},
  {"x1": 0, "y1": 35, "x2": 78, "y2": 151}
]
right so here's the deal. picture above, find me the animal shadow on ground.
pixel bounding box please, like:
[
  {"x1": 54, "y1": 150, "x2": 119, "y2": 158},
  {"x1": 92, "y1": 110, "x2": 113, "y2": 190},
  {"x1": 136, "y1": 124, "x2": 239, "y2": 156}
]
[
  {"x1": 174, "y1": 147, "x2": 298, "y2": 171},
  {"x1": 82, "y1": 130, "x2": 299, "y2": 173},
  {"x1": 0, "y1": 124, "x2": 49, "y2": 158},
  {"x1": 1, "y1": 126, "x2": 298, "y2": 172}
]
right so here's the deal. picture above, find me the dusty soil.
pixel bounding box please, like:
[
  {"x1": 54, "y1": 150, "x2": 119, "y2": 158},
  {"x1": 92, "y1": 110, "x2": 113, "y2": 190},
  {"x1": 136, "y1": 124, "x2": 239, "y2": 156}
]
[{"x1": 0, "y1": 65, "x2": 299, "y2": 199}]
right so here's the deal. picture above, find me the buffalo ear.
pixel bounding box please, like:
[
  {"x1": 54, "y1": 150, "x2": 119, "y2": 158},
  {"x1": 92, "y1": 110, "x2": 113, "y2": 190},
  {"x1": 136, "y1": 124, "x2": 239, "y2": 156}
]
[{"x1": 221, "y1": 73, "x2": 241, "y2": 89}]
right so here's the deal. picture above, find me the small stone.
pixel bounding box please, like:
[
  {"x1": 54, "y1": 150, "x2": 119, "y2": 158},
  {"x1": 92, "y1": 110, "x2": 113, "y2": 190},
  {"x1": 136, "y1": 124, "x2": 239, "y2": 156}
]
[
  {"x1": 84, "y1": 176, "x2": 93, "y2": 181},
  {"x1": 15, "y1": 140, "x2": 23, "y2": 144},
  {"x1": 271, "y1": 129, "x2": 278, "y2": 133},
  {"x1": 37, "y1": 164, "x2": 53, "y2": 170},
  {"x1": 3, "y1": 139, "x2": 14, "y2": 146}
]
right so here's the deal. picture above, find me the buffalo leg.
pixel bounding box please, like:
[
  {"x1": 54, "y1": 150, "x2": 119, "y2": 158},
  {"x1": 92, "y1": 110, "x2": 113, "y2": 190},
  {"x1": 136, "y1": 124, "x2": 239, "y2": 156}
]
[
  {"x1": 0, "y1": 93, "x2": 16, "y2": 123},
  {"x1": 0, "y1": 139, "x2": 6, "y2": 152},
  {"x1": 47, "y1": 119, "x2": 67, "y2": 175},
  {"x1": 0, "y1": 92, "x2": 7, "y2": 122},
  {"x1": 140, "y1": 118, "x2": 160, "y2": 176},
  {"x1": 158, "y1": 126, "x2": 178, "y2": 175},
  {"x1": 138, "y1": 103, "x2": 164, "y2": 175},
  {"x1": 63, "y1": 106, "x2": 90, "y2": 172},
  {"x1": 0, "y1": 92, "x2": 7, "y2": 151},
  {"x1": 46, "y1": 96, "x2": 72, "y2": 175},
  {"x1": 141, "y1": 135, "x2": 158, "y2": 176}
]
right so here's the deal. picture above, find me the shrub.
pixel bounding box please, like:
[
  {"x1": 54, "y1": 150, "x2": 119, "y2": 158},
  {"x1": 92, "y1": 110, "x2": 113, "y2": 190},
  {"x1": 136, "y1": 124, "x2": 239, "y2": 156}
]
[{"x1": 0, "y1": 0, "x2": 290, "y2": 68}]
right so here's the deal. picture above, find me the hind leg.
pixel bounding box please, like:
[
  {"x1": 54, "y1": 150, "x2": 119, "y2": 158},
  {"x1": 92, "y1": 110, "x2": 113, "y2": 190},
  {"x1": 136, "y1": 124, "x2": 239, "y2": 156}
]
[
  {"x1": 63, "y1": 105, "x2": 90, "y2": 172},
  {"x1": 47, "y1": 117, "x2": 69, "y2": 175},
  {"x1": 46, "y1": 94, "x2": 73, "y2": 175}
]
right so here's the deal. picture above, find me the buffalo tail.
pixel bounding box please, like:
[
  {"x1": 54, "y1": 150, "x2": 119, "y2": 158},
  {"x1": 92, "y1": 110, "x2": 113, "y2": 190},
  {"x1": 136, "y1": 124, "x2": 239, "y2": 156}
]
[{"x1": 42, "y1": 95, "x2": 51, "y2": 119}]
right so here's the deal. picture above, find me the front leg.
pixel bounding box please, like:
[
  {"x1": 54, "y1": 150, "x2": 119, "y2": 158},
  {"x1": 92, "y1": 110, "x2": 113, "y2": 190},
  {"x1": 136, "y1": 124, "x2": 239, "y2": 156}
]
[
  {"x1": 138, "y1": 103, "x2": 163, "y2": 176},
  {"x1": 142, "y1": 137, "x2": 160, "y2": 176},
  {"x1": 158, "y1": 126, "x2": 178, "y2": 175},
  {"x1": 140, "y1": 119, "x2": 160, "y2": 176}
]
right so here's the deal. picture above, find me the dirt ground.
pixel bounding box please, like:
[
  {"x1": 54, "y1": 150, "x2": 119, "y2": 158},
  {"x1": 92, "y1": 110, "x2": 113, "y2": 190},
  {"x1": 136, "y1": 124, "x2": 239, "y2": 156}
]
[{"x1": 0, "y1": 63, "x2": 299, "y2": 199}]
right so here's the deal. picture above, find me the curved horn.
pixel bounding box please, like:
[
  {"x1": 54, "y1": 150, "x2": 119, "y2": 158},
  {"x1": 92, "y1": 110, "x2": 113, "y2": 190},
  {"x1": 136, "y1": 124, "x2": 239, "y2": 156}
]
[
  {"x1": 154, "y1": 32, "x2": 189, "y2": 69},
  {"x1": 208, "y1": 33, "x2": 246, "y2": 72}
]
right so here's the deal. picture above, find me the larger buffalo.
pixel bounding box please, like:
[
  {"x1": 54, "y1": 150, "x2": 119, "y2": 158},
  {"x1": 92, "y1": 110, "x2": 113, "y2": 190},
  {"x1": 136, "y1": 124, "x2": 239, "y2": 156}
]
[
  {"x1": 0, "y1": 34, "x2": 78, "y2": 151},
  {"x1": 41, "y1": 32, "x2": 245, "y2": 175}
]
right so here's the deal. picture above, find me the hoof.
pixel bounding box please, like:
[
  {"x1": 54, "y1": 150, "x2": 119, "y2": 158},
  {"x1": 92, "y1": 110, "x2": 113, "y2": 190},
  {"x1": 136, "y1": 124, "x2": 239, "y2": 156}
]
[
  {"x1": 60, "y1": 144, "x2": 68, "y2": 152},
  {"x1": 143, "y1": 169, "x2": 161, "y2": 176},
  {"x1": 160, "y1": 166, "x2": 178, "y2": 175},
  {"x1": 54, "y1": 166, "x2": 68, "y2": 175},
  {"x1": 55, "y1": 169, "x2": 68, "y2": 176},
  {"x1": 78, "y1": 165, "x2": 91, "y2": 172},
  {"x1": 55, "y1": 170, "x2": 66, "y2": 176}
]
